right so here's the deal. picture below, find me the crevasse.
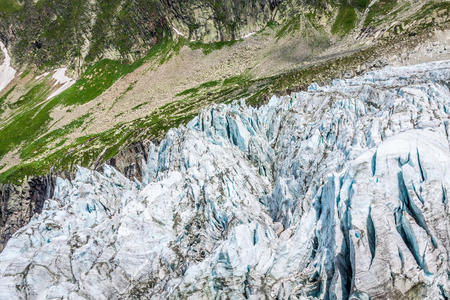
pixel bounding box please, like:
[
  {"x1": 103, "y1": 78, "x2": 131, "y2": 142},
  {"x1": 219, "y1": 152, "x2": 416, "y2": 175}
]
[{"x1": 0, "y1": 60, "x2": 449, "y2": 299}]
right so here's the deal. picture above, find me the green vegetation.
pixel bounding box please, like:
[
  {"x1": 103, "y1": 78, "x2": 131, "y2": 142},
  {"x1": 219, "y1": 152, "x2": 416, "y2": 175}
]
[
  {"x1": 54, "y1": 59, "x2": 140, "y2": 106},
  {"x1": 408, "y1": 1, "x2": 450, "y2": 24},
  {"x1": 276, "y1": 15, "x2": 301, "y2": 40},
  {"x1": 9, "y1": 82, "x2": 50, "y2": 109},
  {"x1": 20, "y1": 113, "x2": 91, "y2": 160},
  {"x1": 265, "y1": 21, "x2": 278, "y2": 30},
  {"x1": 332, "y1": 6, "x2": 357, "y2": 36},
  {"x1": 189, "y1": 40, "x2": 239, "y2": 55},
  {"x1": 110, "y1": 81, "x2": 137, "y2": 110},
  {"x1": 20, "y1": 69, "x2": 31, "y2": 79},
  {"x1": 349, "y1": 0, "x2": 370, "y2": 11},
  {"x1": 223, "y1": 73, "x2": 251, "y2": 86},
  {"x1": 0, "y1": 88, "x2": 53, "y2": 161},
  {"x1": 43, "y1": 34, "x2": 179, "y2": 107},
  {"x1": 0, "y1": 85, "x2": 16, "y2": 109},
  {"x1": 0, "y1": 32, "x2": 250, "y2": 183},
  {"x1": 0, "y1": 57, "x2": 141, "y2": 162},
  {"x1": 0, "y1": 0, "x2": 21, "y2": 15},
  {"x1": 364, "y1": 0, "x2": 398, "y2": 27},
  {"x1": 132, "y1": 102, "x2": 150, "y2": 111},
  {"x1": 0, "y1": 35, "x2": 179, "y2": 166},
  {"x1": 176, "y1": 80, "x2": 221, "y2": 97}
]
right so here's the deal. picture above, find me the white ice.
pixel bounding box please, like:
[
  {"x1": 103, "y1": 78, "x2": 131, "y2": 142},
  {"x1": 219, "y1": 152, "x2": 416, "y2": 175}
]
[{"x1": 46, "y1": 67, "x2": 75, "y2": 99}]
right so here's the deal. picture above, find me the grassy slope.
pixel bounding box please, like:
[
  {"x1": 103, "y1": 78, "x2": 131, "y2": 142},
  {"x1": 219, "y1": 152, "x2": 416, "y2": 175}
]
[
  {"x1": 332, "y1": 6, "x2": 357, "y2": 36},
  {"x1": 0, "y1": 0, "x2": 21, "y2": 15},
  {"x1": 0, "y1": 0, "x2": 448, "y2": 184}
]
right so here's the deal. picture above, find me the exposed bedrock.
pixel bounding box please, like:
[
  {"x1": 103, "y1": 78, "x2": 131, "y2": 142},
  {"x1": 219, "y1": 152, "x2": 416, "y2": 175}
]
[{"x1": 0, "y1": 140, "x2": 150, "y2": 251}]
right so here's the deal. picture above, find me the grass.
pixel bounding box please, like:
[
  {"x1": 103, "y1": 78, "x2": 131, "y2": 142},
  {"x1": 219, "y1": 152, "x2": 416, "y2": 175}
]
[
  {"x1": 7, "y1": 30, "x2": 242, "y2": 165},
  {"x1": 0, "y1": 0, "x2": 21, "y2": 15},
  {"x1": 132, "y1": 101, "x2": 150, "y2": 111},
  {"x1": 8, "y1": 81, "x2": 50, "y2": 109},
  {"x1": 176, "y1": 73, "x2": 252, "y2": 98},
  {"x1": 53, "y1": 59, "x2": 141, "y2": 106},
  {"x1": 276, "y1": 15, "x2": 301, "y2": 40},
  {"x1": 20, "y1": 69, "x2": 31, "y2": 79},
  {"x1": 188, "y1": 40, "x2": 239, "y2": 55},
  {"x1": 0, "y1": 35, "x2": 179, "y2": 165},
  {"x1": 176, "y1": 80, "x2": 221, "y2": 97},
  {"x1": 110, "y1": 81, "x2": 137, "y2": 110},
  {"x1": 0, "y1": 33, "x2": 247, "y2": 183},
  {"x1": 350, "y1": 0, "x2": 370, "y2": 11},
  {"x1": 407, "y1": 2, "x2": 450, "y2": 24},
  {"x1": 0, "y1": 85, "x2": 16, "y2": 108},
  {"x1": 0, "y1": 96, "x2": 53, "y2": 161},
  {"x1": 332, "y1": 6, "x2": 357, "y2": 36},
  {"x1": 364, "y1": 0, "x2": 398, "y2": 27},
  {"x1": 20, "y1": 113, "x2": 91, "y2": 160}
]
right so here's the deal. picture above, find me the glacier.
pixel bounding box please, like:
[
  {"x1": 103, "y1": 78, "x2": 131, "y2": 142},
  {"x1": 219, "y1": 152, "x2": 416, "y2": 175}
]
[{"x1": 0, "y1": 60, "x2": 449, "y2": 299}]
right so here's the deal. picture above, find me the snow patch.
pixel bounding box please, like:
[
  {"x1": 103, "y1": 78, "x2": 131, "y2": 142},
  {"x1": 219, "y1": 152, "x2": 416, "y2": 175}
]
[
  {"x1": 172, "y1": 26, "x2": 186, "y2": 37},
  {"x1": 35, "y1": 72, "x2": 50, "y2": 80},
  {"x1": 0, "y1": 41, "x2": 16, "y2": 93},
  {"x1": 242, "y1": 32, "x2": 256, "y2": 39},
  {"x1": 46, "y1": 68, "x2": 75, "y2": 100}
]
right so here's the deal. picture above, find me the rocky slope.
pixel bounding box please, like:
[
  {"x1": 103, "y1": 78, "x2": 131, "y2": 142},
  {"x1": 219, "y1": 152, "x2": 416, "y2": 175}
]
[
  {"x1": 0, "y1": 60, "x2": 448, "y2": 299},
  {"x1": 0, "y1": 0, "x2": 324, "y2": 71}
]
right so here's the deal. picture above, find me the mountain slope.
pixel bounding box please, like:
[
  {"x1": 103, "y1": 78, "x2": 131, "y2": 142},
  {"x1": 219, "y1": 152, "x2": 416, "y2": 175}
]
[
  {"x1": 0, "y1": 0, "x2": 448, "y2": 185},
  {"x1": 0, "y1": 60, "x2": 449, "y2": 299}
]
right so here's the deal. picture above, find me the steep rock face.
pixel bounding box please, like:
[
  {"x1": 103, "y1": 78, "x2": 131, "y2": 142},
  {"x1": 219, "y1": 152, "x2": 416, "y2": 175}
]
[
  {"x1": 162, "y1": 0, "x2": 287, "y2": 42},
  {"x1": 0, "y1": 175, "x2": 55, "y2": 252},
  {"x1": 101, "y1": 140, "x2": 151, "y2": 182},
  {"x1": 0, "y1": 140, "x2": 151, "y2": 251},
  {"x1": 0, "y1": 0, "x2": 334, "y2": 70},
  {"x1": 0, "y1": 60, "x2": 449, "y2": 299},
  {"x1": 0, "y1": 0, "x2": 167, "y2": 70}
]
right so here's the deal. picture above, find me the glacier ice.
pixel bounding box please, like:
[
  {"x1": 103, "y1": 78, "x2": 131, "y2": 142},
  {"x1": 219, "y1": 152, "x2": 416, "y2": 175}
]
[{"x1": 0, "y1": 60, "x2": 449, "y2": 299}]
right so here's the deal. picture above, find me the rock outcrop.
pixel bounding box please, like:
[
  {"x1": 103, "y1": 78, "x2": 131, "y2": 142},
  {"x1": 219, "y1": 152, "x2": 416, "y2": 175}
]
[
  {"x1": 0, "y1": 0, "x2": 359, "y2": 71},
  {"x1": 0, "y1": 60, "x2": 448, "y2": 299},
  {"x1": 161, "y1": 0, "x2": 287, "y2": 42},
  {"x1": 101, "y1": 140, "x2": 151, "y2": 182},
  {"x1": 0, "y1": 140, "x2": 152, "y2": 251},
  {"x1": 0, "y1": 175, "x2": 55, "y2": 253}
]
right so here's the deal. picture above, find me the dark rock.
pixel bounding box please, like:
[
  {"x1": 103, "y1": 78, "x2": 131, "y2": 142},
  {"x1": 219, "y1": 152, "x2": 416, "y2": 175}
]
[
  {"x1": 0, "y1": 174, "x2": 55, "y2": 252},
  {"x1": 0, "y1": 140, "x2": 153, "y2": 251}
]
